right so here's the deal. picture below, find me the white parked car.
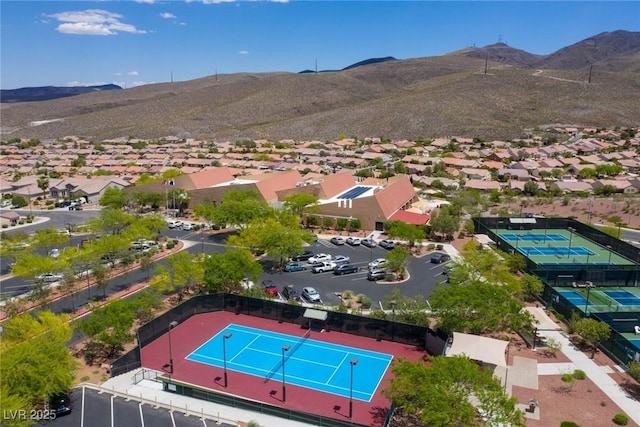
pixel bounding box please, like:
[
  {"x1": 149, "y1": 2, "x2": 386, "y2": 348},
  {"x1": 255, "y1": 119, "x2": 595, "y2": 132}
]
[
  {"x1": 333, "y1": 255, "x2": 350, "y2": 265},
  {"x1": 346, "y1": 237, "x2": 361, "y2": 246},
  {"x1": 308, "y1": 253, "x2": 332, "y2": 264},
  {"x1": 368, "y1": 258, "x2": 387, "y2": 269},
  {"x1": 302, "y1": 287, "x2": 322, "y2": 303},
  {"x1": 49, "y1": 248, "x2": 60, "y2": 259},
  {"x1": 36, "y1": 272, "x2": 64, "y2": 283},
  {"x1": 182, "y1": 222, "x2": 194, "y2": 231},
  {"x1": 311, "y1": 261, "x2": 337, "y2": 273}
]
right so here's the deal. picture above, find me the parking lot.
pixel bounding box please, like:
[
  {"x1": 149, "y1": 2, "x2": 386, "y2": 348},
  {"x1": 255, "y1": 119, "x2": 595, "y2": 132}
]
[
  {"x1": 252, "y1": 235, "x2": 453, "y2": 307},
  {"x1": 42, "y1": 387, "x2": 234, "y2": 427}
]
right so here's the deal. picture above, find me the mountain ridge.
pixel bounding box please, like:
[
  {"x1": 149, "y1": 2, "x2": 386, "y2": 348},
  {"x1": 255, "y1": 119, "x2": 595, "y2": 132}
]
[{"x1": 1, "y1": 30, "x2": 638, "y2": 141}]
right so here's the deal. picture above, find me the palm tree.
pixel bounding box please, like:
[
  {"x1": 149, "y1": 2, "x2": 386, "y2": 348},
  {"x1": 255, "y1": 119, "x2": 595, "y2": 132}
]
[{"x1": 37, "y1": 175, "x2": 50, "y2": 200}]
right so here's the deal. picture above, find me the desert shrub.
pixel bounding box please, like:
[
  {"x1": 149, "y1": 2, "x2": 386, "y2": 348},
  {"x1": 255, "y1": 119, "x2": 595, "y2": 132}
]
[
  {"x1": 572, "y1": 369, "x2": 586, "y2": 380},
  {"x1": 560, "y1": 422, "x2": 580, "y2": 427},
  {"x1": 359, "y1": 295, "x2": 372, "y2": 309},
  {"x1": 612, "y1": 413, "x2": 629, "y2": 426},
  {"x1": 628, "y1": 361, "x2": 640, "y2": 382},
  {"x1": 561, "y1": 373, "x2": 574, "y2": 383},
  {"x1": 436, "y1": 244, "x2": 443, "y2": 250},
  {"x1": 427, "y1": 243, "x2": 435, "y2": 250},
  {"x1": 342, "y1": 290, "x2": 354, "y2": 299},
  {"x1": 166, "y1": 241, "x2": 175, "y2": 249}
]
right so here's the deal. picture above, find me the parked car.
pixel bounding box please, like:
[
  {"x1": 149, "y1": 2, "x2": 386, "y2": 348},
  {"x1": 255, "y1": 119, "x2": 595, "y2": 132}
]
[
  {"x1": 346, "y1": 237, "x2": 361, "y2": 246},
  {"x1": 308, "y1": 253, "x2": 332, "y2": 264},
  {"x1": 302, "y1": 287, "x2": 321, "y2": 303},
  {"x1": 333, "y1": 255, "x2": 350, "y2": 265},
  {"x1": 49, "y1": 393, "x2": 72, "y2": 416},
  {"x1": 36, "y1": 272, "x2": 64, "y2": 283},
  {"x1": 49, "y1": 248, "x2": 60, "y2": 259},
  {"x1": 311, "y1": 261, "x2": 337, "y2": 273},
  {"x1": 167, "y1": 220, "x2": 179, "y2": 229},
  {"x1": 368, "y1": 258, "x2": 387, "y2": 269},
  {"x1": 430, "y1": 252, "x2": 451, "y2": 264},
  {"x1": 442, "y1": 265, "x2": 452, "y2": 275},
  {"x1": 330, "y1": 236, "x2": 345, "y2": 246},
  {"x1": 361, "y1": 238, "x2": 377, "y2": 248},
  {"x1": 261, "y1": 280, "x2": 279, "y2": 295},
  {"x1": 367, "y1": 268, "x2": 388, "y2": 281},
  {"x1": 333, "y1": 264, "x2": 359, "y2": 275},
  {"x1": 182, "y1": 222, "x2": 194, "y2": 231},
  {"x1": 291, "y1": 250, "x2": 314, "y2": 261},
  {"x1": 379, "y1": 240, "x2": 395, "y2": 250},
  {"x1": 282, "y1": 285, "x2": 300, "y2": 301},
  {"x1": 283, "y1": 262, "x2": 307, "y2": 272}
]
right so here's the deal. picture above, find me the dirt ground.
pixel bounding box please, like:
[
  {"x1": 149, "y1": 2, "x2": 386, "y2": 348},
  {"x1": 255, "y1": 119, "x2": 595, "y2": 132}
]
[{"x1": 496, "y1": 195, "x2": 640, "y2": 229}]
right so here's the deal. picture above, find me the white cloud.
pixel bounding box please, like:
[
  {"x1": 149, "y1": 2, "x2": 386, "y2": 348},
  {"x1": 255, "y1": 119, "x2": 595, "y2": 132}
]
[
  {"x1": 238, "y1": 50, "x2": 249, "y2": 55},
  {"x1": 135, "y1": 0, "x2": 155, "y2": 4},
  {"x1": 47, "y1": 9, "x2": 146, "y2": 36},
  {"x1": 127, "y1": 71, "x2": 140, "y2": 76},
  {"x1": 66, "y1": 81, "x2": 109, "y2": 87},
  {"x1": 160, "y1": 12, "x2": 176, "y2": 19}
]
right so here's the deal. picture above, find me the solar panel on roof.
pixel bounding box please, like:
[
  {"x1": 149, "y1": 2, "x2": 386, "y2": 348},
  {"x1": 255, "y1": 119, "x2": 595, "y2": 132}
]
[{"x1": 336, "y1": 186, "x2": 371, "y2": 199}]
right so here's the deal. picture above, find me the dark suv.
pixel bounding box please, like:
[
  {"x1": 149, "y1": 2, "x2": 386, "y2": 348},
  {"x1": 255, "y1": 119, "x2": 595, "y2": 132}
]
[
  {"x1": 291, "y1": 250, "x2": 314, "y2": 261},
  {"x1": 282, "y1": 285, "x2": 300, "y2": 301},
  {"x1": 430, "y1": 252, "x2": 451, "y2": 264},
  {"x1": 333, "y1": 264, "x2": 359, "y2": 275}
]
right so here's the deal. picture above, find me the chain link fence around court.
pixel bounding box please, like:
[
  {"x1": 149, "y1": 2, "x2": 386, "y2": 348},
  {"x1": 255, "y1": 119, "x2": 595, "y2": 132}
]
[
  {"x1": 473, "y1": 217, "x2": 640, "y2": 287},
  {"x1": 113, "y1": 293, "x2": 447, "y2": 377}
]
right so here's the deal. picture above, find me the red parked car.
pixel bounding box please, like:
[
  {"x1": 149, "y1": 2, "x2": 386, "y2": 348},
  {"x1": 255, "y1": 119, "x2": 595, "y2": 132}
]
[{"x1": 261, "y1": 280, "x2": 278, "y2": 296}]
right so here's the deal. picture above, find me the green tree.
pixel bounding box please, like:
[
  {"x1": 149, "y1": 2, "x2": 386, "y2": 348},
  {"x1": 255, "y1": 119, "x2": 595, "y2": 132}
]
[
  {"x1": 383, "y1": 356, "x2": 524, "y2": 427},
  {"x1": 430, "y1": 279, "x2": 531, "y2": 334},
  {"x1": 520, "y1": 273, "x2": 544, "y2": 302},
  {"x1": 0, "y1": 311, "x2": 76, "y2": 425},
  {"x1": 385, "y1": 247, "x2": 413, "y2": 279},
  {"x1": 99, "y1": 187, "x2": 130, "y2": 209},
  {"x1": 203, "y1": 249, "x2": 262, "y2": 293},
  {"x1": 215, "y1": 189, "x2": 269, "y2": 229},
  {"x1": 76, "y1": 299, "x2": 137, "y2": 361},
  {"x1": 575, "y1": 318, "x2": 611, "y2": 359},
  {"x1": 37, "y1": 175, "x2": 50, "y2": 200},
  {"x1": 32, "y1": 227, "x2": 70, "y2": 253},
  {"x1": 88, "y1": 208, "x2": 135, "y2": 235},
  {"x1": 92, "y1": 263, "x2": 110, "y2": 298},
  {"x1": 386, "y1": 221, "x2": 426, "y2": 248},
  {"x1": 282, "y1": 193, "x2": 319, "y2": 218},
  {"x1": 193, "y1": 201, "x2": 218, "y2": 228},
  {"x1": 11, "y1": 194, "x2": 28, "y2": 208},
  {"x1": 164, "y1": 251, "x2": 204, "y2": 299},
  {"x1": 523, "y1": 180, "x2": 539, "y2": 196}
]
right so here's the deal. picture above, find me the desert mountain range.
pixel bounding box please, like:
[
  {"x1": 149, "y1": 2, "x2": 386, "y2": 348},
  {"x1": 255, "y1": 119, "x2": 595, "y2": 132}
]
[{"x1": 1, "y1": 30, "x2": 638, "y2": 141}]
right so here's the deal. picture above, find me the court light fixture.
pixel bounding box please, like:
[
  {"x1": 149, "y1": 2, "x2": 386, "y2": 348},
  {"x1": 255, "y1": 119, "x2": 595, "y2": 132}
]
[
  {"x1": 223, "y1": 333, "x2": 232, "y2": 388},
  {"x1": 349, "y1": 358, "x2": 358, "y2": 419},
  {"x1": 282, "y1": 345, "x2": 290, "y2": 403},
  {"x1": 168, "y1": 321, "x2": 178, "y2": 374}
]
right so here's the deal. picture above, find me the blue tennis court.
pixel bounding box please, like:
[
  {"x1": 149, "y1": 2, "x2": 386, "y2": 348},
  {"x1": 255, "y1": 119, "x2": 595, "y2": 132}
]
[
  {"x1": 500, "y1": 233, "x2": 568, "y2": 242},
  {"x1": 558, "y1": 290, "x2": 593, "y2": 307},
  {"x1": 336, "y1": 186, "x2": 371, "y2": 199},
  {"x1": 518, "y1": 246, "x2": 594, "y2": 256},
  {"x1": 186, "y1": 324, "x2": 392, "y2": 401},
  {"x1": 603, "y1": 291, "x2": 640, "y2": 306}
]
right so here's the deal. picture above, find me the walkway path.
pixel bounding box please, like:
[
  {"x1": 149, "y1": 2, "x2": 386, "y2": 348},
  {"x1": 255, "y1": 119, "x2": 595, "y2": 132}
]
[{"x1": 537, "y1": 327, "x2": 640, "y2": 424}]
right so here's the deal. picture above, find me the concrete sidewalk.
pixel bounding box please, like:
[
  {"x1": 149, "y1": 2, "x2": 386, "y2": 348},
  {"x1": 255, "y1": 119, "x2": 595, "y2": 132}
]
[
  {"x1": 537, "y1": 329, "x2": 640, "y2": 425},
  {"x1": 101, "y1": 370, "x2": 315, "y2": 427}
]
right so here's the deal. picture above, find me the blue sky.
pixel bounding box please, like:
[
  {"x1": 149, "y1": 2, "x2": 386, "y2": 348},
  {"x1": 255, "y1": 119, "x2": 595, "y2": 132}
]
[{"x1": 1, "y1": 1, "x2": 638, "y2": 89}]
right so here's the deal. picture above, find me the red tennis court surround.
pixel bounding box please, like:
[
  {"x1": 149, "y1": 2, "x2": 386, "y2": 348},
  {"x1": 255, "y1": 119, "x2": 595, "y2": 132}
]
[{"x1": 141, "y1": 311, "x2": 426, "y2": 426}]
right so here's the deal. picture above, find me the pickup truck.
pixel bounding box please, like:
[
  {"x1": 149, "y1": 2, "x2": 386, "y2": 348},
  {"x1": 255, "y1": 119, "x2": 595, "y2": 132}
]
[{"x1": 311, "y1": 261, "x2": 337, "y2": 273}]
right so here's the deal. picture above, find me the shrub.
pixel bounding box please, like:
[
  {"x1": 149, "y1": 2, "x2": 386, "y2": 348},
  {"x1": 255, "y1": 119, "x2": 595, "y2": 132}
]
[
  {"x1": 2, "y1": 224, "x2": 7, "y2": 229},
  {"x1": 560, "y1": 422, "x2": 580, "y2": 427},
  {"x1": 612, "y1": 413, "x2": 629, "y2": 426},
  {"x1": 561, "y1": 373, "x2": 574, "y2": 383},
  {"x1": 628, "y1": 361, "x2": 640, "y2": 382},
  {"x1": 572, "y1": 369, "x2": 586, "y2": 380},
  {"x1": 359, "y1": 295, "x2": 372, "y2": 309},
  {"x1": 427, "y1": 243, "x2": 435, "y2": 250},
  {"x1": 436, "y1": 244, "x2": 443, "y2": 250},
  {"x1": 166, "y1": 241, "x2": 175, "y2": 249}
]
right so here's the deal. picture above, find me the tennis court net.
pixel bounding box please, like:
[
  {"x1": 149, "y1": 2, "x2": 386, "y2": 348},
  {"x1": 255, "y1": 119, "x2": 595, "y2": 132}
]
[{"x1": 264, "y1": 328, "x2": 311, "y2": 382}]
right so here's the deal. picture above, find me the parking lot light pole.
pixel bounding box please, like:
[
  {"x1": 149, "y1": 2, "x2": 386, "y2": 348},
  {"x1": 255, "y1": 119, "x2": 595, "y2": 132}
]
[
  {"x1": 282, "y1": 345, "x2": 290, "y2": 403},
  {"x1": 223, "y1": 333, "x2": 231, "y2": 388},
  {"x1": 168, "y1": 321, "x2": 178, "y2": 374},
  {"x1": 349, "y1": 358, "x2": 358, "y2": 419}
]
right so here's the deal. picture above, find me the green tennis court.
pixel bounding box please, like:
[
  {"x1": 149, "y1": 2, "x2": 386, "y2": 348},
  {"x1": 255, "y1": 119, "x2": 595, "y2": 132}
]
[{"x1": 496, "y1": 229, "x2": 634, "y2": 266}]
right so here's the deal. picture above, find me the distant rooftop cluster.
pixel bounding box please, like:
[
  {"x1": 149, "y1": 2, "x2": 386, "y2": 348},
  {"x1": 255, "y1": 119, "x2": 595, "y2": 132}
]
[{"x1": 1, "y1": 126, "x2": 639, "y2": 229}]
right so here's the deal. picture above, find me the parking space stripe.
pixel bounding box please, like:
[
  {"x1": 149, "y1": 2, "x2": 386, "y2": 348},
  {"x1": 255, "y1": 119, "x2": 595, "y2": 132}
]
[{"x1": 139, "y1": 403, "x2": 145, "y2": 427}]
